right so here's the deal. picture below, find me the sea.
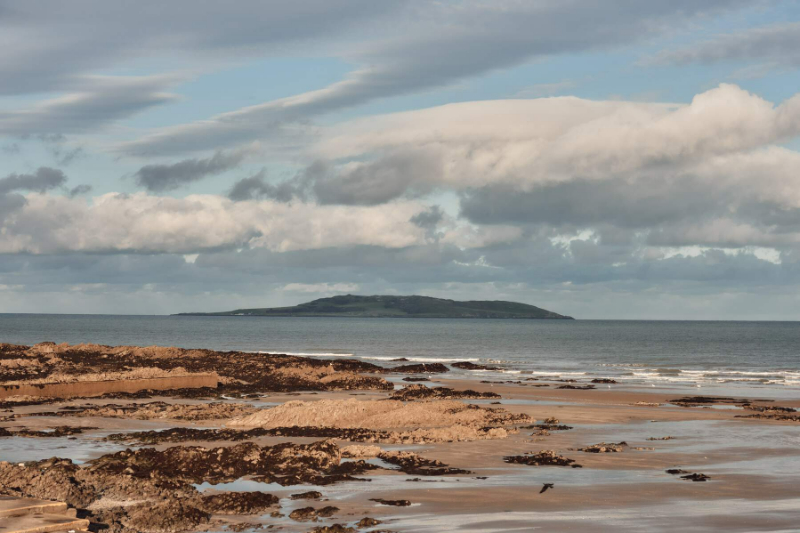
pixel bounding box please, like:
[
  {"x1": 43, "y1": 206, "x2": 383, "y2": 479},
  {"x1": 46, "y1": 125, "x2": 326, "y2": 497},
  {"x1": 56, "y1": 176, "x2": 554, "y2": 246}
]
[{"x1": 1, "y1": 314, "x2": 799, "y2": 398}]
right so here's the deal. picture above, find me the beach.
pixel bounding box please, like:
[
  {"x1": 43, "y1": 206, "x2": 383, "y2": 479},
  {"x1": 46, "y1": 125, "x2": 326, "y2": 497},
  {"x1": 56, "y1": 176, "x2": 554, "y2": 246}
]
[{"x1": 2, "y1": 341, "x2": 799, "y2": 532}]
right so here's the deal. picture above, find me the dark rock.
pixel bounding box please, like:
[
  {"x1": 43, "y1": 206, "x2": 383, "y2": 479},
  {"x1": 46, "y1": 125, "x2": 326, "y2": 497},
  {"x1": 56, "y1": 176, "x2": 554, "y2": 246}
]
[
  {"x1": 681, "y1": 473, "x2": 711, "y2": 482},
  {"x1": 369, "y1": 498, "x2": 411, "y2": 507},
  {"x1": 291, "y1": 491, "x2": 323, "y2": 500},
  {"x1": 308, "y1": 525, "x2": 357, "y2": 533},
  {"x1": 289, "y1": 506, "x2": 339, "y2": 521},
  {"x1": 451, "y1": 361, "x2": 499, "y2": 371},
  {"x1": 356, "y1": 517, "x2": 382, "y2": 528},
  {"x1": 579, "y1": 442, "x2": 627, "y2": 453},
  {"x1": 199, "y1": 492, "x2": 278, "y2": 514},
  {"x1": 504, "y1": 450, "x2": 582, "y2": 468},
  {"x1": 378, "y1": 451, "x2": 470, "y2": 476},
  {"x1": 390, "y1": 384, "x2": 499, "y2": 401},
  {"x1": 391, "y1": 363, "x2": 449, "y2": 374}
]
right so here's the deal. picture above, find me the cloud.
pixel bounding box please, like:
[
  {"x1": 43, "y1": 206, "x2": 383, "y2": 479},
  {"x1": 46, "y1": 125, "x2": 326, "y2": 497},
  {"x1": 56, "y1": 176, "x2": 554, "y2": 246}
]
[
  {"x1": 316, "y1": 84, "x2": 800, "y2": 191},
  {"x1": 134, "y1": 150, "x2": 248, "y2": 192},
  {"x1": 68, "y1": 184, "x2": 92, "y2": 198},
  {"x1": 280, "y1": 282, "x2": 359, "y2": 293},
  {"x1": 117, "y1": 0, "x2": 749, "y2": 156},
  {"x1": 0, "y1": 1, "x2": 396, "y2": 96},
  {"x1": 410, "y1": 205, "x2": 444, "y2": 230},
  {"x1": 0, "y1": 192, "x2": 429, "y2": 254},
  {"x1": 650, "y1": 21, "x2": 800, "y2": 67},
  {"x1": 0, "y1": 75, "x2": 180, "y2": 136},
  {"x1": 0, "y1": 167, "x2": 67, "y2": 194},
  {"x1": 312, "y1": 149, "x2": 441, "y2": 205},
  {"x1": 228, "y1": 169, "x2": 308, "y2": 202}
]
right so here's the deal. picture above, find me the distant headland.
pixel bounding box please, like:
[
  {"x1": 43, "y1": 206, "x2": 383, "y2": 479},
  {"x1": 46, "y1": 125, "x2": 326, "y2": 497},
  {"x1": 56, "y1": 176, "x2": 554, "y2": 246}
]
[{"x1": 175, "y1": 294, "x2": 574, "y2": 319}]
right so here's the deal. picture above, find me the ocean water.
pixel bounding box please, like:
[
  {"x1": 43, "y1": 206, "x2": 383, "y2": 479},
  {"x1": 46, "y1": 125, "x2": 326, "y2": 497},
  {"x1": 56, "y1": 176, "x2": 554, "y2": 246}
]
[{"x1": 1, "y1": 314, "x2": 798, "y2": 396}]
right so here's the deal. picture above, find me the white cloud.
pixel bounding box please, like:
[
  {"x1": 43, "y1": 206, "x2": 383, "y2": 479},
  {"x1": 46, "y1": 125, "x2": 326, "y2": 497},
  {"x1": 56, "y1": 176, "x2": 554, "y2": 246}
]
[
  {"x1": 0, "y1": 193, "x2": 429, "y2": 254},
  {"x1": 316, "y1": 84, "x2": 800, "y2": 191}
]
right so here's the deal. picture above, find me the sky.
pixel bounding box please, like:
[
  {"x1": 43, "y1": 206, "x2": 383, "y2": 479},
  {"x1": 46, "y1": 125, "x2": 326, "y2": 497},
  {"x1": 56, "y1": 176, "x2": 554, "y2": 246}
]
[{"x1": 2, "y1": 1, "x2": 800, "y2": 319}]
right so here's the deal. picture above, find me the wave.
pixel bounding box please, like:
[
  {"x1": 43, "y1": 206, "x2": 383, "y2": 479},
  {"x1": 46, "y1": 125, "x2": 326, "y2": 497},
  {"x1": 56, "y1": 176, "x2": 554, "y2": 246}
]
[
  {"x1": 255, "y1": 351, "x2": 356, "y2": 357},
  {"x1": 361, "y1": 356, "x2": 482, "y2": 363}
]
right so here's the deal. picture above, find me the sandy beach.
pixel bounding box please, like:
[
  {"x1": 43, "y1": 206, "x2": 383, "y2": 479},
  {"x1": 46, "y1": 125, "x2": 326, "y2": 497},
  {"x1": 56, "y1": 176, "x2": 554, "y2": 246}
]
[{"x1": 2, "y1": 342, "x2": 799, "y2": 532}]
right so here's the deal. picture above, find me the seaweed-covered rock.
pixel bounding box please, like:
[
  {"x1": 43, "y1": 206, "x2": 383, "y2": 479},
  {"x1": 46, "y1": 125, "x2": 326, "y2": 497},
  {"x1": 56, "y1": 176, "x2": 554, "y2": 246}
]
[
  {"x1": 198, "y1": 491, "x2": 279, "y2": 514},
  {"x1": 289, "y1": 505, "x2": 339, "y2": 521},
  {"x1": 504, "y1": 450, "x2": 582, "y2": 468},
  {"x1": 451, "y1": 362, "x2": 499, "y2": 371},
  {"x1": 579, "y1": 442, "x2": 627, "y2": 453},
  {"x1": 391, "y1": 363, "x2": 449, "y2": 374},
  {"x1": 390, "y1": 384, "x2": 499, "y2": 401},
  {"x1": 369, "y1": 498, "x2": 410, "y2": 506}
]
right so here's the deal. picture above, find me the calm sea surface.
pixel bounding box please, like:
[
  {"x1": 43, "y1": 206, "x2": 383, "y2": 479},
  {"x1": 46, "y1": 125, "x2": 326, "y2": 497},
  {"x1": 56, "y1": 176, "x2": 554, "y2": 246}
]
[{"x1": 1, "y1": 314, "x2": 798, "y2": 396}]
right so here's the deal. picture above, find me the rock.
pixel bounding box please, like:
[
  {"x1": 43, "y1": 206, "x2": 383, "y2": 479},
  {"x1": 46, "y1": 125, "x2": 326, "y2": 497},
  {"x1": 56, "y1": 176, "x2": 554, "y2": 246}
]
[
  {"x1": 88, "y1": 440, "x2": 343, "y2": 486},
  {"x1": 451, "y1": 362, "x2": 499, "y2": 371},
  {"x1": 291, "y1": 491, "x2": 323, "y2": 500},
  {"x1": 378, "y1": 450, "x2": 470, "y2": 476},
  {"x1": 289, "y1": 506, "x2": 340, "y2": 521},
  {"x1": 341, "y1": 445, "x2": 382, "y2": 459},
  {"x1": 226, "y1": 522, "x2": 263, "y2": 532},
  {"x1": 391, "y1": 363, "x2": 449, "y2": 374},
  {"x1": 591, "y1": 378, "x2": 616, "y2": 384},
  {"x1": 579, "y1": 442, "x2": 627, "y2": 453},
  {"x1": 369, "y1": 498, "x2": 411, "y2": 507},
  {"x1": 356, "y1": 517, "x2": 382, "y2": 527},
  {"x1": 308, "y1": 525, "x2": 357, "y2": 533},
  {"x1": 390, "y1": 384, "x2": 499, "y2": 401},
  {"x1": 401, "y1": 377, "x2": 429, "y2": 382},
  {"x1": 199, "y1": 492, "x2": 278, "y2": 514},
  {"x1": 504, "y1": 450, "x2": 582, "y2": 468},
  {"x1": 124, "y1": 501, "x2": 210, "y2": 533},
  {"x1": 666, "y1": 469, "x2": 690, "y2": 475},
  {"x1": 556, "y1": 385, "x2": 595, "y2": 390},
  {"x1": 681, "y1": 473, "x2": 711, "y2": 482},
  {"x1": 670, "y1": 396, "x2": 752, "y2": 407}
]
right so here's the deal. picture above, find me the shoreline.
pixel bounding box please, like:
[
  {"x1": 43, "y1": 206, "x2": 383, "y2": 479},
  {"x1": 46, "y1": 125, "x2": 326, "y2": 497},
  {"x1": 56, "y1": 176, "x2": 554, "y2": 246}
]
[{"x1": 1, "y1": 342, "x2": 799, "y2": 532}]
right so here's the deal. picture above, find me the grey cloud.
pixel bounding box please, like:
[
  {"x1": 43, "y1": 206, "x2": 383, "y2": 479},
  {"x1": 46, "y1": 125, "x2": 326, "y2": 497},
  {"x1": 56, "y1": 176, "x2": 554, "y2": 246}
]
[
  {"x1": 410, "y1": 205, "x2": 443, "y2": 230},
  {"x1": 1, "y1": 143, "x2": 21, "y2": 155},
  {"x1": 410, "y1": 205, "x2": 444, "y2": 242},
  {"x1": 651, "y1": 21, "x2": 800, "y2": 67},
  {"x1": 228, "y1": 153, "x2": 439, "y2": 206},
  {"x1": 0, "y1": 167, "x2": 68, "y2": 195},
  {"x1": 2, "y1": 237, "x2": 799, "y2": 318},
  {"x1": 134, "y1": 150, "x2": 247, "y2": 192},
  {"x1": 228, "y1": 169, "x2": 308, "y2": 203},
  {"x1": 0, "y1": 1, "x2": 397, "y2": 96},
  {"x1": 0, "y1": 167, "x2": 68, "y2": 223},
  {"x1": 459, "y1": 176, "x2": 727, "y2": 229},
  {"x1": 0, "y1": 75, "x2": 180, "y2": 136},
  {"x1": 119, "y1": 0, "x2": 750, "y2": 156},
  {"x1": 313, "y1": 151, "x2": 439, "y2": 205},
  {"x1": 68, "y1": 184, "x2": 93, "y2": 198}
]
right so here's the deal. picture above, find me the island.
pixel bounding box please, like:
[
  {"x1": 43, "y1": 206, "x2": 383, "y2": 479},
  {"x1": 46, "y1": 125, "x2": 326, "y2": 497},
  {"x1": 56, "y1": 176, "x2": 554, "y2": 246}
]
[{"x1": 175, "y1": 294, "x2": 574, "y2": 319}]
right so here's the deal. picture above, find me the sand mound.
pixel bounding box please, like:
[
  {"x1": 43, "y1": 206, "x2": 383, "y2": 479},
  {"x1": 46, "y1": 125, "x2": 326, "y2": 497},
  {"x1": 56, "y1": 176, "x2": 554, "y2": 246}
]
[
  {"x1": 340, "y1": 445, "x2": 382, "y2": 458},
  {"x1": 228, "y1": 398, "x2": 529, "y2": 430},
  {"x1": 5, "y1": 367, "x2": 205, "y2": 386},
  {"x1": 64, "y1": 401, "x2": 257, "y2": 421}
]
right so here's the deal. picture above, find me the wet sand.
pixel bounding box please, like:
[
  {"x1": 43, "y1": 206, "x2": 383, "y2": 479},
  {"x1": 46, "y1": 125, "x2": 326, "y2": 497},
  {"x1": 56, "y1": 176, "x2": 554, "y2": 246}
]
[{"x1": 1, "y1": 342, "x2": 799, "y2": 532}]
